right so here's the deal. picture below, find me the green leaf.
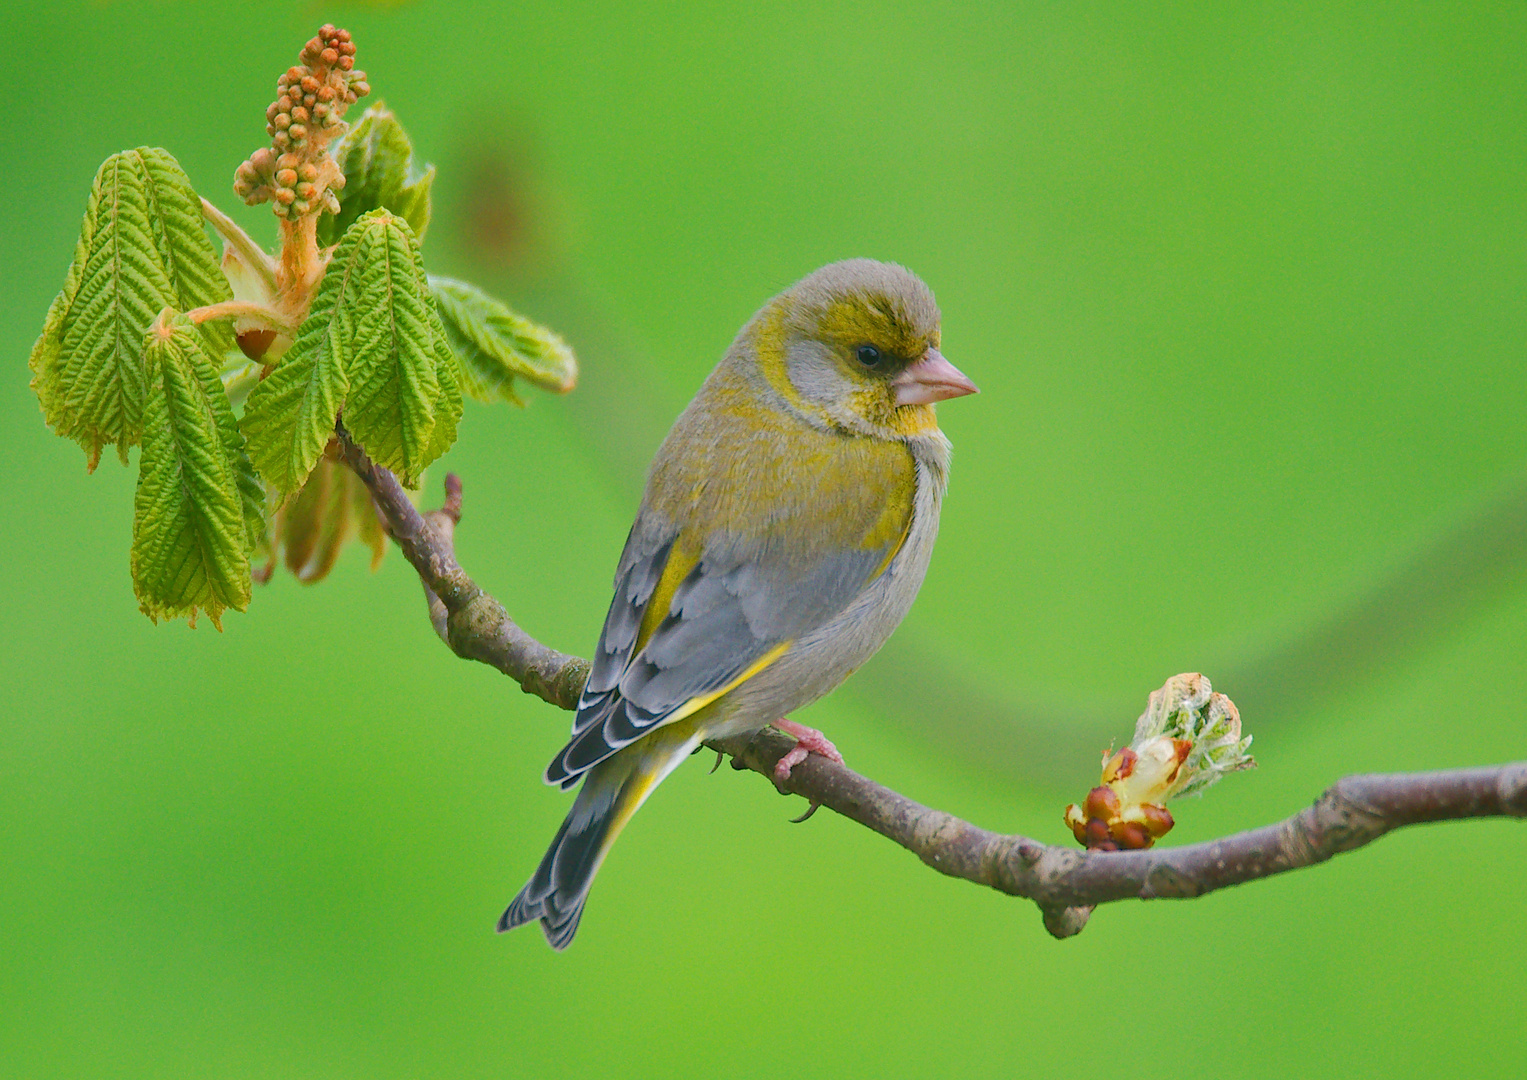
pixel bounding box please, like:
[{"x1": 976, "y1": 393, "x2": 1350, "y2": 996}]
[
  {"x1": 242, "y1": 209, "x2": 459, "y2": 493},
  {"x1": 30, "y1": 148, "x2": 233, "y2": 470},
  {"x1": 239, "y1": 219, "x2": 361, "y2": 494},
  {"x1": 429, "y1": 276, "x2": 578, "y2": 403},
  {"x1": 131, "y1": 314, "x2": 262, "y2": 628},
  {"x1": 339, "y1": 210, "x2": 461, "y2": 487},
  {"x1": 421, "y1": 302, "x2": 463, "y2": 464},
  {"x1": 319, "y1": 104, "x2": 435, "y2": 247}
]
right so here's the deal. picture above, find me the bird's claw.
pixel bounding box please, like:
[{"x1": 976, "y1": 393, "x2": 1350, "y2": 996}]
[{"x1": 789, "y1": 801, "x2": 822, "y2": 823}]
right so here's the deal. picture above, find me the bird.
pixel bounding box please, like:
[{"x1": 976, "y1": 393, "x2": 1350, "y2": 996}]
[{"x1": 499, "y1": 259, "x2": 978, "y2": 949}]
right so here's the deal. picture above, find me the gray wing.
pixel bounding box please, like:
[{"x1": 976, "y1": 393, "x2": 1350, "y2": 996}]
[{"x1": 544, "y1": 511, "x2": 891, "y2": 789}]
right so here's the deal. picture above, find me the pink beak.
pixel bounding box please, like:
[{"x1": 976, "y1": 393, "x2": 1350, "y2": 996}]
[{"x1": 892, "y1": 348, "x2": 979, "y2": 406}]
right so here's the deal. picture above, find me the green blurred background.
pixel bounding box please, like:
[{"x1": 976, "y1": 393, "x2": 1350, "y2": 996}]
[{"x1": 2, "y1": 2, "x2": 1524, "y2": 1076}]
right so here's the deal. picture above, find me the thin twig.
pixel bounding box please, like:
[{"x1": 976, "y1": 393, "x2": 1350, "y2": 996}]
[
  {"x1": 715, "y1": 730, "x2": 1526, "y2": 932},
  {"x1": 337, "y1": 436, "x2": 1527, "y2": 937}
]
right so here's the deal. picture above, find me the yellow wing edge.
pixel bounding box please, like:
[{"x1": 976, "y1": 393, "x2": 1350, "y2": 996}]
[{"x1": 662, "y1": 639, "x2": 793, "y2": 728}]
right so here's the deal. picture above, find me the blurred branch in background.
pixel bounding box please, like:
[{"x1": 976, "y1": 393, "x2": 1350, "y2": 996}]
[
  {"x1": 1220, "y1": 467, "x2": 1527, "y2": 718},
  {"x1": 337, "y1": 429, "x2": 1527, "y2": 939}
]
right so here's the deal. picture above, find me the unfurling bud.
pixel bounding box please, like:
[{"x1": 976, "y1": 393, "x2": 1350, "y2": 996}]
[
  {"x1": 1064, "y1": 673, "x2": 1254, "y2": 851},
  {"x1": 234, "y1": 24, "x2": 371, "y2": 219}
]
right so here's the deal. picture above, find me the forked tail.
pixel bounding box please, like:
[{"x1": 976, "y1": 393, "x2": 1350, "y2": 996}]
[{"x1": 498, "y1": 725, "x2": 701, "y2": 949}]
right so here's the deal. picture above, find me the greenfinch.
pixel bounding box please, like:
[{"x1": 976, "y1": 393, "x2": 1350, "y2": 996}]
[{"x1": 500, "y1": 259, "x2": 977, "y2": 948}]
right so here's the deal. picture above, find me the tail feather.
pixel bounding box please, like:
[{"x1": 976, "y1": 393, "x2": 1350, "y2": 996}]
[{"x1": 499, "y1": 726, "x2": 701, "y2": 949}]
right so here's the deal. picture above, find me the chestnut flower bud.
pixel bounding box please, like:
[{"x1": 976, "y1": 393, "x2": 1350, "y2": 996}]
[{"x1": 233, "y1": 24, "x2": 371, "y2": 219}]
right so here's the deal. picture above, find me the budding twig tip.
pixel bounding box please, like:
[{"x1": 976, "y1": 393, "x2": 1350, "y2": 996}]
[
  {"x1": 1066, "y1": 673, "x2": 1253, "y2": 851},
  {"x1": 149, "y1": 308, "x2": 177, "y2": 340}
]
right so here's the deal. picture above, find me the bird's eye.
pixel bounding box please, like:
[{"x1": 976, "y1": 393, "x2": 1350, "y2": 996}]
[{"x1": 856, "y1": 345, "x2": 883, "y2": 368}]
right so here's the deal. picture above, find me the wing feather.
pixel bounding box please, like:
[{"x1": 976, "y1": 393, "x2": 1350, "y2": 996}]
[{"x1": 544, "y1": 514, "x2": 902, "y2": 788}]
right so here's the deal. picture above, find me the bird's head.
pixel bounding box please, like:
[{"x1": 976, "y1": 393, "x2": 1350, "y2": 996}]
[{"x1": 750, "y1": 259, "x2": 978, "y2": 439}]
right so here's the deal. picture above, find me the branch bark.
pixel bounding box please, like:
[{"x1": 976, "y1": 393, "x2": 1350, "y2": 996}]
[{"x1": 337, "y1": 434, "x2": 1527, "y2": 938}]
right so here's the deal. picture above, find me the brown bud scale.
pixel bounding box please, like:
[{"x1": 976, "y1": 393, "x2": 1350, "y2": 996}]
[
  {"x1": 237, "y1": 329, "x2": 277, "y2": 361},
  {"x1": 1110, "y1": 821, "x2": 1151, "y2": 850},
  {"x1": 1084, "y1": 819, "x2": 1113, "y2": 849},
  {"x1": 1141, "y1": 803, "x2": 1175, "y2": 838},
  {"x1": 1083, "y1": 785, "x2": 1120, "y2": 822}
]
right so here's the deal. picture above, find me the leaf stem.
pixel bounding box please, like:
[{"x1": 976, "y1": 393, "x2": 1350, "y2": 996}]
[
  {"x1": 200, "y1": 199, "x2": 277, "y2": 294},
  {"x1": 185, "y1": 300, "x2": 298, "y2": 337}
]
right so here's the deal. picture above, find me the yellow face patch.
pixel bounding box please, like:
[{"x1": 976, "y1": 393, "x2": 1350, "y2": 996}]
[
  {"x1": 816, "y1": 294, "x2": 937, "y2": 366},
  {"x1": 847, "y1": 387, "x2": 942, "y2": 438}
]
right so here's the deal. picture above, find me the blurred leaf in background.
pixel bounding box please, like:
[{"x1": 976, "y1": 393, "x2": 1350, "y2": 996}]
[{"x1": 1, "y1": 2, "x2": 1522, "y2": 1079}]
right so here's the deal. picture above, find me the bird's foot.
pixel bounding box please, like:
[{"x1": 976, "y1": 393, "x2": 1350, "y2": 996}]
[
  {"x1": 771, "y1": 720, "x2": 844, "y2": 823},
  {"x1": 771, "y1": 719, "x2": 844, "y2": 783}
]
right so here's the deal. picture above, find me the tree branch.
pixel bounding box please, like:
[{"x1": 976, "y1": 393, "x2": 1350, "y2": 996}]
[{"x1": 336, "y1": 434, "x2": 1527, "y2": 938}]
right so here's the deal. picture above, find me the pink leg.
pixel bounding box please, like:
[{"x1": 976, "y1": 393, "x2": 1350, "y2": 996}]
[{"x1": 772, "y1": 719, "x2": 844, "y2": 783}]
